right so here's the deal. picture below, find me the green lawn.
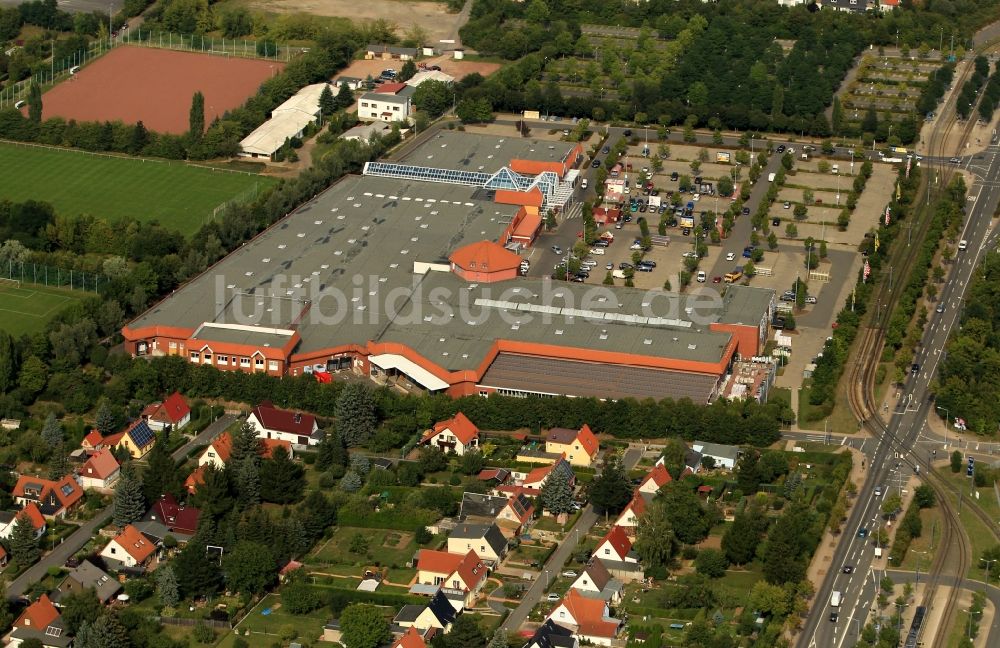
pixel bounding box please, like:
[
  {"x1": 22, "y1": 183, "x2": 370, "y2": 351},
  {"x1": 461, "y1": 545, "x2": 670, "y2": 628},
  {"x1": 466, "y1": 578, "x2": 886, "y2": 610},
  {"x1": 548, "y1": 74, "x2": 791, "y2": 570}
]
[
  {"x1": 0, "y1": 142, "x2": 276, "y2": 236},
  {"x1": 309, "y1": 527, "x2": 422, "y2": 570},
  {"x1": 0, "y1": 282, "x2": 87, "y2": 336},
  {"x1": 221, "y1": 593, "x2": 330, "y2": 648}
]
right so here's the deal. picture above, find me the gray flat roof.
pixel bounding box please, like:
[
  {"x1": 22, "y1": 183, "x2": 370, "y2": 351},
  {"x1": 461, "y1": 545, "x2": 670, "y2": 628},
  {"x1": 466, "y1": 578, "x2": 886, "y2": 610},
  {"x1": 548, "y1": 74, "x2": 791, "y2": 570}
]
[
  {"x1": 130, "y1": 152, "x2": 772, "y2": 375},
  {"x1": 715, "y1": 285, "x2": 774, "y2": 326},
  {"x1": 362, "y1": 92, "x2": 410, "y2": 104},
  {"x1": 399, "y1": 130, "x2": 578, "y2": 173},
  {"x1": 480, "y1": 353, "x2": 721, "y2": 402}
]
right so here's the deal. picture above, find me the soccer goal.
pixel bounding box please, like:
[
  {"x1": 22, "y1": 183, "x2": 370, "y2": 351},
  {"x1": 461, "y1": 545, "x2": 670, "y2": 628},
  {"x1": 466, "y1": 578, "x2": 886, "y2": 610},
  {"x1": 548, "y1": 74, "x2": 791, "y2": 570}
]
[{"x1": 0, "y1": 277, "x2": 20, "y2": 289}]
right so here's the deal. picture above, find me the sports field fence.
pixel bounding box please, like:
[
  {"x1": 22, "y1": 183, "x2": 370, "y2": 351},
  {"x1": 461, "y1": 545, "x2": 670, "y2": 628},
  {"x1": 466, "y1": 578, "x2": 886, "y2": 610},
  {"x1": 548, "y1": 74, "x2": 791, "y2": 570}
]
[
  {"x1": 212, "y1": 181, "x2": 264, "y2": 220},
  {"x1": 2, "y1": 262, "x2": 106, "y2": 293},
  {"x1": 0, "y1": 29, "x2": 292, "y2": 108}
]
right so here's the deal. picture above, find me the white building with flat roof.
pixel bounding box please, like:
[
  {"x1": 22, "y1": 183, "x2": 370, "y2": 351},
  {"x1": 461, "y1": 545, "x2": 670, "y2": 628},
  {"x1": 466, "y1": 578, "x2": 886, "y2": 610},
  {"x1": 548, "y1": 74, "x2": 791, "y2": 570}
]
[{"x1": 239, "y1": 82, "x2": 331, "y2": 159}]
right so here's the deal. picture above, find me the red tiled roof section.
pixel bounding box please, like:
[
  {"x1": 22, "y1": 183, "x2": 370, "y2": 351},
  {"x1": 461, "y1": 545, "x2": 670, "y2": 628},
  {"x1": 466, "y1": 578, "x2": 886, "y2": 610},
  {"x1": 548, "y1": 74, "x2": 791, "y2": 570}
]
[
  {"x1": 81, "y1": 449, "x2": 119, "y2": 480},
  {"x1": 158, "y1": 392, "x2": 191, "y2": 423},
  {"x1": 82, "y1": 430, "x2": 104, "y2": 448},
  {"x1": 211, "y1": 432, "x2": 233, "y2": 463},
  {"x1": 260, "y1": 438, "x2": 292, "y2": 458},
  {"x1": 452, "y1": 550, "x2": 487, "y2": 589},
  {"x1": 641, "y1": 463, "x2": 672, "y2": 489},
  {"x1": 449, "y1": 240, "x2": 522, "y2": 273},
  {"x1": 393, "y1": 627, "x2": 428, "y2": 648},
  {"x1": 430, "y1": 412, "x2": 479, "y2": 445},
  {"x1": 558, "y1": 590, "x2": 615, "y2": 635},
  {"x1": 152, "y1": 493, "x2": 200, "y2": 534},
  {"x1": 523, "y1": 462, "x2": 554, "y2": 485},
  {"x1": 598, "y1": 525, "x2": 632, "y2": 558},
  {"x1": 13, "y1": 475, "x2": 83, "y2": 509},
  {"x1": 185, "y1": 465, "x2": 206, "y2": 493},
  {"x1": 253, "y1": 400, "x2": 316, "y2": 435},
  {"x1": 14, "y1": 593, "x2": 59, "y2": 630},
  {"x1": 113, "y1": 525, "x2": 156, "y2": 563},
  {"x1": 373, "y1": 82, "x2": 407, "y2": 94},
  {"x1": 53, "y1": 475, "x2": 83, "y2": 508},
  {"x1": 575, "y1": 424, "x2": 599, "y2": 456},
  {"x1": 416, "y1": 549, "x2": 465, "y2": 576},
  {"x1": 18, "y1": 503, "x2": 46, "y2": 530},
  {"x1": 625, "y1": 492, "x2": 647, "y2": 516}
]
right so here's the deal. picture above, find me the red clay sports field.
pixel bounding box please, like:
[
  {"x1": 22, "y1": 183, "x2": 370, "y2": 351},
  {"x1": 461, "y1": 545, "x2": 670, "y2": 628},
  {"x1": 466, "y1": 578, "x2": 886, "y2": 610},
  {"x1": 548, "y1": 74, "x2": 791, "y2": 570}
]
[{"x1": 41, "y1": 46, "x2": 285, "y2": 134}]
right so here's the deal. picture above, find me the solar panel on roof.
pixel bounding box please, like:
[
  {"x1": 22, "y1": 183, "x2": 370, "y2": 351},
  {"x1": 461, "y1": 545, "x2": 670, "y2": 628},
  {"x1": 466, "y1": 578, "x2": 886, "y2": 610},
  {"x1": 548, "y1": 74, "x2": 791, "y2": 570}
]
[{"x1": 128, "y1": 420, "x2": 155, "y2": 448}]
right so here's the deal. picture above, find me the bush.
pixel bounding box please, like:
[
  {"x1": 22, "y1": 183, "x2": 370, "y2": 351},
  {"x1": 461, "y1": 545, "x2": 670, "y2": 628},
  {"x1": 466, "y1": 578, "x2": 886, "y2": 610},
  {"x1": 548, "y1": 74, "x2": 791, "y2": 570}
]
[{"x1": 192, "y1": 622, "x2": 215, "y2": 644}]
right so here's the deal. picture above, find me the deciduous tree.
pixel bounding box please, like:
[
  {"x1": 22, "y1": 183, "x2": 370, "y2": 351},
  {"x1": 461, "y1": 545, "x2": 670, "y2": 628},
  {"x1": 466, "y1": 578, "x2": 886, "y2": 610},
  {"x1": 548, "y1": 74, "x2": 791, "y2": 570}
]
[
  {"x1": 223, "y1": 541, "x2": 277, "y2": 595},
  {"x1": 340, "y1": 603, "x2": 390, "y2": 648}
]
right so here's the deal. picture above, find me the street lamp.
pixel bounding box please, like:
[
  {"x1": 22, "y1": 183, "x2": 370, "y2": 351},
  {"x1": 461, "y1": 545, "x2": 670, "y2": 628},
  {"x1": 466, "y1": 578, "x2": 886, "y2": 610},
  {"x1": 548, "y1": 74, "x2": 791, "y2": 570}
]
[{"x1": 981, "y1": 557, "x2": 997, "y2": 592}]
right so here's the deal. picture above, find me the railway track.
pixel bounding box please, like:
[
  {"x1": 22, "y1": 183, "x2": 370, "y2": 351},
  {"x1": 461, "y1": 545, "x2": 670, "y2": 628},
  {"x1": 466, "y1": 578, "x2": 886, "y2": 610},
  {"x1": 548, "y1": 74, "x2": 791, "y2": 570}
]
[{"x1": 838, "y1": 51, "x2": 999, "y2": 646}]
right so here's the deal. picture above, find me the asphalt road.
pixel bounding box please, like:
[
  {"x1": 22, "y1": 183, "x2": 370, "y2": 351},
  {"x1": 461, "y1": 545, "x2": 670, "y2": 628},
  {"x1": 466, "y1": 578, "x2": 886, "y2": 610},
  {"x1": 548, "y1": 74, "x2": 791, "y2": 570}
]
[
  {"x1": 798, "y1": 146, "x2": 1000, "y2": 648},
  {"x1": 5, "y1": 413, "x2": 237, "y2": 601},
  {"x1": 498, "y1": 446, "x2": 642, "y2": 634}
]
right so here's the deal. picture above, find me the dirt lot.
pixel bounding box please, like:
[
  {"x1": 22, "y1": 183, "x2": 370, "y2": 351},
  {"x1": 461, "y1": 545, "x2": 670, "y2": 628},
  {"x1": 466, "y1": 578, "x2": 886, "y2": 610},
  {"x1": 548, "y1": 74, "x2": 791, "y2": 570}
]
[
  {"x1": 41, "y1": 46, "x2": 282, "y2": 134},
  {"x1": 336, "y1": 54, "x2": 500, "y2": 83},
  {"x1": 244, "y1": 0, "x2": 464, "y2": 45}
]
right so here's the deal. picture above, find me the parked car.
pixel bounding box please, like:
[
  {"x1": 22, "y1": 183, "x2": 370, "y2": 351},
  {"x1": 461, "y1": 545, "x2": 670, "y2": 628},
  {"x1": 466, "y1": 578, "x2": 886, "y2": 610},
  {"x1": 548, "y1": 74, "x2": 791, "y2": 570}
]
[
  {"x1": 783, "y1": 201, "x2": 791, "y2": 209},
  {"x1": 712, "y1": 276, "x2": 722, "y2": 283},
  {"x1": 671, "y1": 171, "x2": 679, "y2": 181},
  {"x1": 742, "y1": 207, "x2": 750, "y2": 216},
  {"x1": 697, "y1": 270, "x2": 707, "y2": 282},
  {"x1": 805, "y1": 296, "x2": 817, "y2": 304},
  {"x1": 551, "y1": 245, "x2": 562, "y2": 254},
  {"x1": 776, "y1": 144, "x2": 786, "y2": 153},
  {"x1": 726, "y1": 252, "x2": 736, "y2": 261},
  {"x1": 772, "y1": 217, "x2": 781, "y2": 226},
  {"x1": 562, "y1": 571, "x2": 578, "y2": 578},
  {"x1": 547, "y1": 593, "x2": 561, "y2": 602}
]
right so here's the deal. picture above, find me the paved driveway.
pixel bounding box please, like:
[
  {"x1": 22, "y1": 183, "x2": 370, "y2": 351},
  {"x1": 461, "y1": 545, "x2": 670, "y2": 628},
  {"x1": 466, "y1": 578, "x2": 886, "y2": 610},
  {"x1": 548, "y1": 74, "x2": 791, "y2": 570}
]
[{"x1": 5, "y1": 414, "x2": 237, "y2": 600}]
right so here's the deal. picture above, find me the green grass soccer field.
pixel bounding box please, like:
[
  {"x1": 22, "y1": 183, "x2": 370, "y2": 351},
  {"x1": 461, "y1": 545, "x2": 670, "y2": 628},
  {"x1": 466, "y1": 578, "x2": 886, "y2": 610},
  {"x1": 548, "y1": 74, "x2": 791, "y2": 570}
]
[
  {"x1": 0, "y1": 143, "x2": 276, "y2": 236},
  {"x1": 0, "y1": 282, "x2": 86, "y2": 336}
]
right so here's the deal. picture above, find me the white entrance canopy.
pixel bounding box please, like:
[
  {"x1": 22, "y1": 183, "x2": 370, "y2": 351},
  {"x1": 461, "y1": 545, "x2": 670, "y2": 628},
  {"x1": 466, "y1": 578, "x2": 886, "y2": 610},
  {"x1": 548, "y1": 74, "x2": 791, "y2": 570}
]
[{"x1": 369, "y1": 353, "x2": 449, "y2": 391}]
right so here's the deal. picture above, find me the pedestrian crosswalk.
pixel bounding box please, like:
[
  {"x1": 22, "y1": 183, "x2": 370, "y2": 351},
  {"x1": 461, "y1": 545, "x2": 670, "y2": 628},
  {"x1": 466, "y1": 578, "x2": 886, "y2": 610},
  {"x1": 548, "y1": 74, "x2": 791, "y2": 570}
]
[{"x1": 562, "y1": 202, "x2": 582, "y2": 220}]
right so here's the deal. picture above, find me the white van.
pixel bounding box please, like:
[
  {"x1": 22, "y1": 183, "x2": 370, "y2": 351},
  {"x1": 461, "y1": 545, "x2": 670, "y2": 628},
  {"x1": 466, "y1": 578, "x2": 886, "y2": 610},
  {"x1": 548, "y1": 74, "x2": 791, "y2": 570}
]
[
  {"x1": 830, "y1": 591, "x2": 842, "y2": 607},
  {"x1": 696, "y1": 270, "x2": 707, "y2": 282},
  {"x1": 832, "y1": 164, "x2": 839, "y2": 174},
  {"x1": 589, "y1": 247, "x2": 605, "y2": 256},
  {"x1": 581, "y1": 178, "x2": 588, "y2": 190},
  {"x1": 767, "y1": 172, "x2": 776, "y2": 182},
  {"x1": 958, "y1": 239, "x2": 968, "y2": 251}
]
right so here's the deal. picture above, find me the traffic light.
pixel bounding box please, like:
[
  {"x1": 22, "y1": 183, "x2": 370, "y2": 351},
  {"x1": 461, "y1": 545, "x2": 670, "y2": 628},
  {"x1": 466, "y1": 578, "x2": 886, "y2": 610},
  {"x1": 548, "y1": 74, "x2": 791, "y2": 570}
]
[{"x1": 967, "y1": 456, "x2": 975, "y2": 477}]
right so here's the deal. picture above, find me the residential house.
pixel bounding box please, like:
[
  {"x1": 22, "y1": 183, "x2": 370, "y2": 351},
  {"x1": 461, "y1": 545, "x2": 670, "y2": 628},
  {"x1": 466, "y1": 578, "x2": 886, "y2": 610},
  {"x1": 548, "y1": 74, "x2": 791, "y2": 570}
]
[
  {"x1": 333, "y1": 76, "x2": 363, "y2": 91},
  {"x1": 365, "y1": 43, "x2": 418, "y2": 60},
  {"x1": 184, "y1": 465, "x2": 207, "y2": 494},
  {"x1": 198, "y1": 431, "x2": 294, "y2": 470},
  {"x1": 594, "y1": 526, "x2": 638, "y2": 564},
  {"x1": 139, "y1": 493, "x2": 201, "y2": 539},
  {"x1": 53, "y1": 559, "x2": 121, "y2": 604},
  {"x1": 393, "y1": 591, "x2": 456, "y2": 632},
  {"x1": 415, "y1": 549, "x2": 488, "y2": 607},
  {"x1": 9, "y1": 594, "x2": 69, "y2": 648},
  {"x1": 477, "y1": 468, "x2": 510, "y2": 485},
  {"x1": 521, "y1": 619, "x2": 579, "y2": 648},
  {"x1": 141, "y1": 391, "x2": 191, "y2": 431},
  {"x1": 447, "y1": 522, "x2": 508, "y2": 565},
  {"x1": 81, "y1": 429, "x2": 106, "y2": 452},
  {"x1": 115, "y1": 419, "x2": 157, "y2": 459},
  {"x1": 77, "y1": 448, "x2": 120, "y2": 491},
  {"x1": 13, "y1": 475, "x2": 84, "y2": 519},
  {"x1": 821, "y1": 0, "x2": 872, "y2": 12},
  {"x1": 614, "y1": 492, "x2": 649, "y2": 530},
  {"x1": 520, "y1": 457, "x2": 575, "y2": 493},
  {"x1": 879, "y1": 0, "x2": 900, "y2": 11},
  {"x1": 460, "y1": 492, "x2": 534, "y2": 538},
  {"x1": 637, "y1": 463, "x2": 672, "y2": 495},
  {"x1": 547, "y1": 589, "x2": 622, "y2": 646},
  {"x1": 392, "y1": 626, "x2": 429, "y2": 648},
  {"x1": 420, "y1": 412, "x2": 479, "y2": 456},
  {"x1": 544, "y1": 425, "x2": 599, "y2": 467},
  {"x1": 0, "y1": 546, "x2": 7, "y2": 566},
  {"x1": 0, "y1": 502, "x2": 46, "y2": 540},
  {"x1": 357, "y1": 83, "x2": 414, "y2": 123},
  {"x1": 692, "y1": 441, "x2": 742, "y2": 470},
  {"x1": 569, "y1": 559, "x2": 623, "y2": 604},
  {"x1": 246, "y1": 400, "x2": 321, "y2": 446},
  {"x1": 100, "y1": 524, "x2": 157, "y2": 571}
]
